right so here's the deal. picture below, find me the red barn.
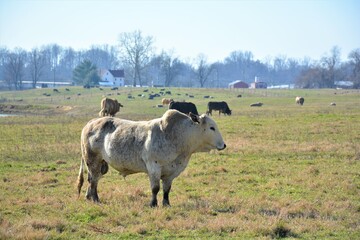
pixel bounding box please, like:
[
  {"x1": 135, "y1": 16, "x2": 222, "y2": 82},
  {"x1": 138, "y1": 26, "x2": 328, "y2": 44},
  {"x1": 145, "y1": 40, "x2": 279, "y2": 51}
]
[{"x1": 228, "y1": 80, "x2": 249, "y2": 89}]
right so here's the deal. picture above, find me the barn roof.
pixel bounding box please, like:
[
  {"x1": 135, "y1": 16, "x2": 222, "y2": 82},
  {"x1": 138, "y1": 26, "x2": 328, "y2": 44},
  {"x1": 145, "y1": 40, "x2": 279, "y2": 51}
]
[{"x1": 229, "y1": 80, "x2": 245, "y2": 85}]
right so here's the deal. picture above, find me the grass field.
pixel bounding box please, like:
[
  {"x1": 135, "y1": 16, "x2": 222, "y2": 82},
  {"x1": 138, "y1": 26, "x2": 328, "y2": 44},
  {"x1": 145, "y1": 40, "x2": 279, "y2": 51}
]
[{"x1": 0, "y1": 87, "x2": 359, "y2": 239}]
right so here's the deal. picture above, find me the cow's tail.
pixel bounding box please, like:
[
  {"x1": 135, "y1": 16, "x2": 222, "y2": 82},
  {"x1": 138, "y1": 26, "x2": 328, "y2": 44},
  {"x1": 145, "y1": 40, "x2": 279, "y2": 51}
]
[{"x1": 77, "y1": 157, "x2": 85, "y2": 198}]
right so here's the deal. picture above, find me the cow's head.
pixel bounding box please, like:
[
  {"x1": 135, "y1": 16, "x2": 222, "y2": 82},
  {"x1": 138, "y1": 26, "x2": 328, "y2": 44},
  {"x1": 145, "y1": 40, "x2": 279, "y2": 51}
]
[
  {"x1": 226, "y1": 109, "x2": 232, "y2": 115},
  {"x1": 189, "y1": 113, "x2": 226, "y2": 152}
]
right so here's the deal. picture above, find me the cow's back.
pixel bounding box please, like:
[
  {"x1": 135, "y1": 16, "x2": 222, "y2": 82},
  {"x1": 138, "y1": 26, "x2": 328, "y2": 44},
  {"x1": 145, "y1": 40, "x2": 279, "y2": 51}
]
[
  {"x1": 169, "y1": 102, "x2": 199, "y2": 115},
  {"x1": 208, "y1": 101, "x2": 231, "y2": 114}
]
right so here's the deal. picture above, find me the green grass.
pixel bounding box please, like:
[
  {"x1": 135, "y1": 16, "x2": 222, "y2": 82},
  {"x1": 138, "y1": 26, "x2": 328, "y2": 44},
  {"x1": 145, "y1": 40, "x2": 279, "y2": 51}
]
[{"x1": 0, "y1": 87, "x2": 359, "y2": 239}]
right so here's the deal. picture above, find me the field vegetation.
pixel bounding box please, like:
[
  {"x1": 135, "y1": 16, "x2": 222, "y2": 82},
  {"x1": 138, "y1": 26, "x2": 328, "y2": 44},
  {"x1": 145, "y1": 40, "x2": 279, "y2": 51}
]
[{"x1": 0, "y1": 87, "x2": 359, "y2": 239}]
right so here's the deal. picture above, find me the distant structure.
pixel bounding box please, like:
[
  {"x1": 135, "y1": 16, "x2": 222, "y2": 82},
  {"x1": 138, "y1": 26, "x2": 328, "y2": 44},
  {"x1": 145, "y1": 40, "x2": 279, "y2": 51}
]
[
  {"x1": 334, "y1": 81, "x2": 354, "y2": 89},
  {"x1": 228, "y1": 80, "x2": 249, "y2": 89},
  {"x1": 0, "y1": 81, "x2": 73, "y2": 90},
  {"x1": 250, "y1": 76, "x2": 267, "y2": 89},
  {"x1": 99, "y1": 69, "x2": 125, "y2": 87}
]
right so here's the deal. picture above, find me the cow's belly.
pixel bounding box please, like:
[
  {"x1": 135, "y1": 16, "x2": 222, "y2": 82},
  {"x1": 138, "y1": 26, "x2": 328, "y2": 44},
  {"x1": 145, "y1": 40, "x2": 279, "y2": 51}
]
[
  {"x1": 108, "y1": 156, "x2": 147, "y2": 176},
  {"x1": 102, "y1": 136, "x2": 148, "y2": 176},
  {"x1": 103, "y1": 152, "x2": 147, "y2": 176}
]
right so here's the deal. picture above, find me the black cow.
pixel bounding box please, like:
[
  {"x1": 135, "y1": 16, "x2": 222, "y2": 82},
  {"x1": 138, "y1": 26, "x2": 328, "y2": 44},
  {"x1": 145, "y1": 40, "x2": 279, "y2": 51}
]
[
  {"x1": 169, "y1": 101, "x2": 199, "y2": 115},
  {"x1": 207, "y1": 101, "x2": 232, "y2": 116}
]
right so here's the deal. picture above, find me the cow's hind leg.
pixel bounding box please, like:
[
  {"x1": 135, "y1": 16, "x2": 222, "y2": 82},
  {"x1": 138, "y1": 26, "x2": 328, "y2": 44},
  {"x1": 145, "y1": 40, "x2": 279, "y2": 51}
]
[{"x1": 86, "y1": 158, "x2": 108, "y2": 203}]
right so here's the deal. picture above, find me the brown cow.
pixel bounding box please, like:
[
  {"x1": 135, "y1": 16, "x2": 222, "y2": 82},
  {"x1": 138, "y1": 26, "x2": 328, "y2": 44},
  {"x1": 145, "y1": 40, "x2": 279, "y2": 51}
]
[
  {"x1": 162, "y1": 98, "x2": 173, "y2": 105},
  {"x1": 99, "y1": 98, "x2": 123, "y2": 117}
]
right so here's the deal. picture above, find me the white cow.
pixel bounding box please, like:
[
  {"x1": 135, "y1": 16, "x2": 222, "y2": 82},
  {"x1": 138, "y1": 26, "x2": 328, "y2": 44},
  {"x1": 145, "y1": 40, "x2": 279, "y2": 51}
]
[{"x1": 77, "y1": 110, "x2": 226, "y2": 207}]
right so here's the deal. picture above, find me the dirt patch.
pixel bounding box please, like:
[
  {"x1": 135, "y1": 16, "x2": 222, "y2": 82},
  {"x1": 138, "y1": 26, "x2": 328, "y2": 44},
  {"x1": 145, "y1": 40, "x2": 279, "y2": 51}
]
[
  {"x1": 0, "y1": 104, "x2": 35, "y2": 114},
  {"x1": 55, "y1": 105, "x2": 73, "y2": 111}
]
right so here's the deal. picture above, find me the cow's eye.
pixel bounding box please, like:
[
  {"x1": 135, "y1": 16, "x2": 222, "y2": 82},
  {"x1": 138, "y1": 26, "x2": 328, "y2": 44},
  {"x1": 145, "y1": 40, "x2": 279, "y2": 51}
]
[{"x1": 210, "y1": 127, "x2": 215, "y2": 131}]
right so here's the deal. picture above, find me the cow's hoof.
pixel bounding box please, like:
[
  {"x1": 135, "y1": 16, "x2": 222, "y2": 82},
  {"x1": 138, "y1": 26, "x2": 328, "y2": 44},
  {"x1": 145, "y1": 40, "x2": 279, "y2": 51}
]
[
  {"x1": 163, "y1": 200, "x2": 171, "y2": 207},
  {"x1": 150, "y1": 200, "x2": 158, "y2": 208}
]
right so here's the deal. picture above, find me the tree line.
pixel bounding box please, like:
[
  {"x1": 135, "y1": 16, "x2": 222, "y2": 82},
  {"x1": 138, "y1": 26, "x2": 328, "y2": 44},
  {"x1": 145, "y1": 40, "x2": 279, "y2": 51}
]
[{"x1": 1, "y1": 30, "x2": 359, "y2": 90}]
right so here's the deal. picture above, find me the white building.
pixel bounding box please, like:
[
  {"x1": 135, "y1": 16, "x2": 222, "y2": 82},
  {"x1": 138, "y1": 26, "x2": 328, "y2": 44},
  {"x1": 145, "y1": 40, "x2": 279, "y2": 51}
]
[{"x1": 99, "y1": 69, "x2": 125, "y2": 87}]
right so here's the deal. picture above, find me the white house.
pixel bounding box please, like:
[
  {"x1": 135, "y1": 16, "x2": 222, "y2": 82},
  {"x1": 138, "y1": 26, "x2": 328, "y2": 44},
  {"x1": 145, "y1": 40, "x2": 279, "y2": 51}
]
[{"x1": 99, "y1": 69, "x2": 125, "y2": 87}]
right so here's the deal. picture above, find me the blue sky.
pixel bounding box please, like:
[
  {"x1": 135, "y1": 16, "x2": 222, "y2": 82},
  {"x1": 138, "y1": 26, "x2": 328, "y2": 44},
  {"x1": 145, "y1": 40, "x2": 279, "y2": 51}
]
[{"x1": 0, "y1": 0, "x2": 359, "y2": 62}]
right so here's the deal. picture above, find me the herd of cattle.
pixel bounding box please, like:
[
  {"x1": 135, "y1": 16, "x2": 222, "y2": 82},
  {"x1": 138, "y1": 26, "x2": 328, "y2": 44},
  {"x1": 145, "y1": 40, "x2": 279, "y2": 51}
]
[
  {"x1": 98, "y1": 97, "x2": 234, "y2": 117},
  {"x1": 78, "y1": 93, "x2": 310, "y2": 207},
  {"x1": 98, "y1": 95, "x2": 307, "y2": 118}
]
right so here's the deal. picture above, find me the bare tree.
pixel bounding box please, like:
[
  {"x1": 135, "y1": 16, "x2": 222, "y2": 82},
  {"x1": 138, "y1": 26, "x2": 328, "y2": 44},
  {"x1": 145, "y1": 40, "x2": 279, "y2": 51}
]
[
  {"x1": 160, "y1": 51, "x2": 181, "y2": 87},
  {"x1": 295, "y1": 67, "x2": 322, "y2": 88},
  {"x1": 320, "y1": 46, "x2": 341, "y2": 88},
  {"x1": 348, "y1": 48, "x2": 360, "y2": 88},
  {"x1": 29, "y1": 48, "x2": 46, "y2": 88},
  {"x1": 225, "y1": 50, "x2": 254, "y2": 81},
  {"x1": 51, "y1": 44, "x2": 61, "y2": 84},
  {"x1": 59, "y1": 47, "x2": 78, "y2": 80},
  {"x1": 0, "y1": 47, "x2": 9, "y2": 83},
  {"x1": 4, "y1": 48, "x2": 27, "y2": 90},
  {"x1": 118, "y1": 30, "x2": 154, "y2": 86},
  {"x1": 194, "y1": 54, "x2": 214, "y2": 88}
]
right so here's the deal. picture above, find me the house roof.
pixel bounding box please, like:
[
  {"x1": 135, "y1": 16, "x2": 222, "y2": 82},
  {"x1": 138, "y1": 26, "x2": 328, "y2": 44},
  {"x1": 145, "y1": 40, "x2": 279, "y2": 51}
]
[{"x1": 109, "y1": 70, "x2": 125, "y2": 78}]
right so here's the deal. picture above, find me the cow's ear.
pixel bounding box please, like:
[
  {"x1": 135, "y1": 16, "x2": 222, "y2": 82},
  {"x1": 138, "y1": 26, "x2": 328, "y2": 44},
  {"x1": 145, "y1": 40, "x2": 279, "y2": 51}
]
[
  {"x1": 199, "y1": 114, "x2": 207, "y2": 124},
  {"x1": 189, "y1": 112, "x2": 200, "y2": 123}
]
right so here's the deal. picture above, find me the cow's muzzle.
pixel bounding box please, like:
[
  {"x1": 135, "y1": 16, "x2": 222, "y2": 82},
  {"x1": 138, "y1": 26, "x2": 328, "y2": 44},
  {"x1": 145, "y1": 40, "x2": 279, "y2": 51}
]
[{"x1": 217, "y1": 143, "x2": 226, "y2": 150}]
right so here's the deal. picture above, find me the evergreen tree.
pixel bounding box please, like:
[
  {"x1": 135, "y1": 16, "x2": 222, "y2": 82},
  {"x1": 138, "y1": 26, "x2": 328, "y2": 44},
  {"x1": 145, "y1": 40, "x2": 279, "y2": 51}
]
[{"x1": 72, "y1": 60, "x2": 100, "y2": 86}]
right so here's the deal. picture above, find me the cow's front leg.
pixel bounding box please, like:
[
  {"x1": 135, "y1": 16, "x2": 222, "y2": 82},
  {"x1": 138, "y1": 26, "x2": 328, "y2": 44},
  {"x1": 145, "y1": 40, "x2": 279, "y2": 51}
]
[
  {"x1": 162, "y1": 178, "x2": 173, "y2": 207},
  {"x1": 149, "y1": 173, "x2": 161, "y2": 207}
]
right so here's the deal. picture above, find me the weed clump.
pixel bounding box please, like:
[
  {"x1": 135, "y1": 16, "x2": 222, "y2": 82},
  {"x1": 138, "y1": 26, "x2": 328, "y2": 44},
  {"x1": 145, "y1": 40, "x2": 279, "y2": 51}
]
[{"x1": 271, "y1": 221, "x2": 297, "y2": 239}]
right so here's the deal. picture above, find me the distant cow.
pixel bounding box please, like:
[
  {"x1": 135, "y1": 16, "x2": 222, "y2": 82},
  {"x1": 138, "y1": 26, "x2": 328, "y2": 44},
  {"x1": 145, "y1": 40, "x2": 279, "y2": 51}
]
[
  {"x1": 77, "y1": 110, "x2": 226, "y2": 206},
  {"x1": 295, "y1": 96, "x2": 304, "y2": 105},
  {"x1": 99, "y1": 98, "x2": 124, "y2": 117},
  {"x1": 207, "y1": 101, "x2": 232, "y2": 116},
  {"x1": 169, "y1": 101, "x2": 199, "y2": 115},
  {"x1": 250, "y1": 102, "x2": 263, "y2": 107},
  {"x1": 161, "y1": 98, "x2": 173, "y2": 105}
]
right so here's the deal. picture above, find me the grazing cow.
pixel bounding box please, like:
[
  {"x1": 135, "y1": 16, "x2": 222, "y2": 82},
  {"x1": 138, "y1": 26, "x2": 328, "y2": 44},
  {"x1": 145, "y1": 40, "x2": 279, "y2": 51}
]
[
  {"x1": 77, "y1": 110, "x2": 226, "y2": 207},
  {"x1": 99, "y1": 98, "x2": 124, "y2": 117},
  {"x1": 169, "y1": 101, "x2": 199, "y2": 115},
  {"x1": 250, "y1": 102, "x2": 263, "y2": 107},
  {"x1": 53, "y1": 88, "x2": 59, "y2": 93},
  {"x1": 295, "y1": 96, "x2": 304, "y2": 105},
  {"x1": 161, "y1": 98, "x2": 173, "y2": 105},
  {"x1": 207, "y1": 101, "x2": 232, "y2": 116}
]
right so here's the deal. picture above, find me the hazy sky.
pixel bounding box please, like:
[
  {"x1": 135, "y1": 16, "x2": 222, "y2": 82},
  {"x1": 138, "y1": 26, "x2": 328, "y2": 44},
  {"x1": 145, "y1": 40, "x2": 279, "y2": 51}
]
[{"x1": 1, "y1": 0, "x2": 359, "y2": 62}]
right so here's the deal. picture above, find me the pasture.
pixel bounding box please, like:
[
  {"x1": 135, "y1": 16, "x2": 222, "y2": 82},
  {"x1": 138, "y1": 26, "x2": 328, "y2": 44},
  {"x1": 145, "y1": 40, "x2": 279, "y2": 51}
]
[{"x1": 0, "y1": 87, "x2": 359, "y2": 239}]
